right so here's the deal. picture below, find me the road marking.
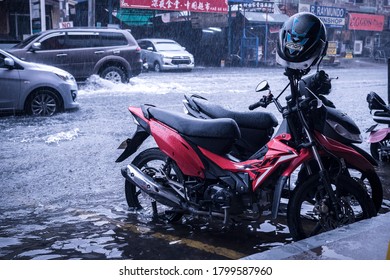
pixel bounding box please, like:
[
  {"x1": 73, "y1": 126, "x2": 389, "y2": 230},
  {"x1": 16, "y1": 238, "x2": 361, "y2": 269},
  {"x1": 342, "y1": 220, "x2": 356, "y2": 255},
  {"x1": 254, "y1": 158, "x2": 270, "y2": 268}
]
[
  {"x1": 72, "y1": 210, "x2": 246, "y2": 259},
  {"x1": 118, "y1": 223, "x2": 246, "y2": 259}
]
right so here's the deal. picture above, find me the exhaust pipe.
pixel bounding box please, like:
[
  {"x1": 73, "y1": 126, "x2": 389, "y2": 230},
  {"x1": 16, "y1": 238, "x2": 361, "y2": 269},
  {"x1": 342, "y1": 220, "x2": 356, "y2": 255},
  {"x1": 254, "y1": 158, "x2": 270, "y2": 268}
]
[
  {"x1": 122, "y1": 164, "x2": 231, "y2": 225},
  {"x1": 121, "y1": 164, "x2": 183, "y2": 208}
]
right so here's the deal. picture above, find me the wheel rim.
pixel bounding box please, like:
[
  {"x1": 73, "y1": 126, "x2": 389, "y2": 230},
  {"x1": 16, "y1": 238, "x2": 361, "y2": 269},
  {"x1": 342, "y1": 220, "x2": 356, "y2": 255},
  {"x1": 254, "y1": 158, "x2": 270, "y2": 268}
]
[
  {"x1": 104, "y1": 71, "x2": 122, "y2": 83},
  {"x1": 126, "y1": 151, "x2": 184, "y2": 222},
  {"x1": 154, "y1": 63, "x2": 161, "y2": 72},
  {"x1": 290, "y1": 175, "x2": 371, "y2": 240},
  {"x1": 31, "y1": 92, "x2": 57, "y2": 116}
]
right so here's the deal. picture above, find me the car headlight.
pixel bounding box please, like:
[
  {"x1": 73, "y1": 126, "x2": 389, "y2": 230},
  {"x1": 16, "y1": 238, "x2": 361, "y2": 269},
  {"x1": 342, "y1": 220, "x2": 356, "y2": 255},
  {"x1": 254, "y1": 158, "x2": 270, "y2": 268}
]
[{"x1": 55, "y1": 72, "x2": 75, "y2": 82}]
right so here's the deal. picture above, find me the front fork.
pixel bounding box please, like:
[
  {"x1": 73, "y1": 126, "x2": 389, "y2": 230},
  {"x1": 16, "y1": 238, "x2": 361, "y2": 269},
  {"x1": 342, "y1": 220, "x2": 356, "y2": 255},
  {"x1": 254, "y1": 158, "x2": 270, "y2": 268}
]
[{"x1": 302, "y1": 125, "x2": 341, "y2": 217}]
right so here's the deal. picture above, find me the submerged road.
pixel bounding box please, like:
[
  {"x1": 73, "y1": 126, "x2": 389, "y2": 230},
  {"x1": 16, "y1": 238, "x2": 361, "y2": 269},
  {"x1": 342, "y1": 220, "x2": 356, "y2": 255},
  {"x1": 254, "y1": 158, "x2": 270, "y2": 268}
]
[{"x1": 1, "y1": 65, "x2": 389, "y2": 259}]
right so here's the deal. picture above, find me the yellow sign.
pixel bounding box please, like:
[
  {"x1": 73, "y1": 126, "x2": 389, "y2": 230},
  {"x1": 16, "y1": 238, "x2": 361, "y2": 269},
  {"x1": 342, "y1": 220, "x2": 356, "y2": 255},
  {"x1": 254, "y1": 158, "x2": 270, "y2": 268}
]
[{"x1": 327, "y1": 41, "x2": 338, "y2": 56}]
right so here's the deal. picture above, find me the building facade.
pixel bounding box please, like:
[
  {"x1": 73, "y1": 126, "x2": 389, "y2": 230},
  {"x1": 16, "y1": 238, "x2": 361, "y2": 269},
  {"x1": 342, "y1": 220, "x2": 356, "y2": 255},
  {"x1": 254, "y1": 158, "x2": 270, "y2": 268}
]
[{"x1": 1, "y1": 0, "x2": 390, "y2": 65}]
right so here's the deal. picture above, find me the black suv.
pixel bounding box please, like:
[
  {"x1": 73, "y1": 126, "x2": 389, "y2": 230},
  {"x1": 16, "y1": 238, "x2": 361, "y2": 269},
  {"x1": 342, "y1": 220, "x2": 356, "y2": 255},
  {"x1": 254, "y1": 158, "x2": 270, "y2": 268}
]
[{"x1": 8, "y1": 28, "x2": 143, "y2": 83}]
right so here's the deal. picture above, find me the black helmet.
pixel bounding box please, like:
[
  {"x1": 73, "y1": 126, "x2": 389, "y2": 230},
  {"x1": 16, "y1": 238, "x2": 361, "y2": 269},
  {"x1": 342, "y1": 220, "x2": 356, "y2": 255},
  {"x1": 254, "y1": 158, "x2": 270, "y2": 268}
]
[{"x1": 276, "y1": 12, "x2": 327, "y2": 70}]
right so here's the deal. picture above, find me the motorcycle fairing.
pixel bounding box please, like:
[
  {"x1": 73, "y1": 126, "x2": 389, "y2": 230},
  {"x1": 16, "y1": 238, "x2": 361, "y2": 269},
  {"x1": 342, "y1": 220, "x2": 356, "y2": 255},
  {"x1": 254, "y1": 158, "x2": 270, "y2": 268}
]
[
  {"x1": 199, "y1": 133, "x2": 299, "y2": 191},
  {"x1": 368, "y1": 128, "x2": 390, "y2": 143},
  {"x1": 314, "y1": 132, "x2": 375, "y2": 172}
]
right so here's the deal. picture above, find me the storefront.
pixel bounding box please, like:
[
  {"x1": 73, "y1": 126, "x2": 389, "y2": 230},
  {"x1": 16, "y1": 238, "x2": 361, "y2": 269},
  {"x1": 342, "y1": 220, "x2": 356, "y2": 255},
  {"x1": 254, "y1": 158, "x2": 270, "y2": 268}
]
[{"x1": 347, "y1": 12, "x2": 385, "y2": 57}]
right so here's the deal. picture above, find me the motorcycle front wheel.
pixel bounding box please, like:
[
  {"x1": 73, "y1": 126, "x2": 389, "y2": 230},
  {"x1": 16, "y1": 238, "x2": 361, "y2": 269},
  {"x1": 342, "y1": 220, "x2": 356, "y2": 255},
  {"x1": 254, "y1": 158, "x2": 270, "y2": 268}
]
[
  {"x1": 287, "y1": 174, "x2": 376, "y2": 241},
  {"x1": 125, "y1": 148, "x2": 184, "y2": 223},
  {"x1": 370, "y1": 139, "x2": 390, "y2": 161}
]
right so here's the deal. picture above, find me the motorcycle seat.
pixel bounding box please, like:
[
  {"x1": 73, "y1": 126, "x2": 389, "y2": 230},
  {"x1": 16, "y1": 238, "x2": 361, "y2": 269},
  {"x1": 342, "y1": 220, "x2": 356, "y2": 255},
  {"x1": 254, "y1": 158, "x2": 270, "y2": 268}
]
[
  {"x1": 373, "y1": 110, "x2": 390, "y2": 124},
  {"x1": 146, "y1": 106, "x2": 240, "y2": 138},
  {"x1": 193, "y1": 98, "x2": 278, "y2": 130},
  {"x1": 146, "y1": 106, "x2": 241, "y2": 155}
]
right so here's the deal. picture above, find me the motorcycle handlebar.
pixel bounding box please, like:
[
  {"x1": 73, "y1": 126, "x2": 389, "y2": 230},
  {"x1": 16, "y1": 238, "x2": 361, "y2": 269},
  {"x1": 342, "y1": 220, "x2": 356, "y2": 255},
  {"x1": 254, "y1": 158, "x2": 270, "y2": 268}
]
[
  {"x1": 248, "y1": 100, "x2": 264, "y2": 110},
  {"x1": 249, "y1": 94, "x2": 272, "y2": 110}
]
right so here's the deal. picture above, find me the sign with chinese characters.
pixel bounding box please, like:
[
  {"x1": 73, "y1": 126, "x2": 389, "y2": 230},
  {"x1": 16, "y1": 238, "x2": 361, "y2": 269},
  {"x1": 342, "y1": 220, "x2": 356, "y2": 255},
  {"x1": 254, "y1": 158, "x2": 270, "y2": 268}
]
[
  {"x1": 243, "y1": 1, "x2": 274, "y2": 13},
  {"x1": 120, "y1": 0, "x2": 228, "y2": 14},
  {"x1": 348, "y1": 13, "x2": 384, "y2": 31}
]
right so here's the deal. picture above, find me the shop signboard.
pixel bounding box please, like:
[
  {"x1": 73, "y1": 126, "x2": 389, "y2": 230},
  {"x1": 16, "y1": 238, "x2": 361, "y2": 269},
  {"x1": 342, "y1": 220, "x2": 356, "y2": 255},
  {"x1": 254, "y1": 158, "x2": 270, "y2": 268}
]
[
  {"x1": 299, "y1": 4, "x2": 345, "y2": 28},
  {"x1": 120, "y1": 0, "x2": 228, "y2": 14},
  {"x1": 243, "y1": 1, "x2": 274, "y2": 13},
  {"x1": 348, "y1": 13, "x2": 384, "y2": 31}
]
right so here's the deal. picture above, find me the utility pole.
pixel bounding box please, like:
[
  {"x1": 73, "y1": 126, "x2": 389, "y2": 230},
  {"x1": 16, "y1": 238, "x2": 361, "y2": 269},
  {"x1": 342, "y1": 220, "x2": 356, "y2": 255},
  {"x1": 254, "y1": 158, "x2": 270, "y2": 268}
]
[
  {"x1": 88, "y1": 0, "x2": 95, "y2": 27},
  {"x1": 40, "y1": 0, "x2": 46, "y2": 31}
]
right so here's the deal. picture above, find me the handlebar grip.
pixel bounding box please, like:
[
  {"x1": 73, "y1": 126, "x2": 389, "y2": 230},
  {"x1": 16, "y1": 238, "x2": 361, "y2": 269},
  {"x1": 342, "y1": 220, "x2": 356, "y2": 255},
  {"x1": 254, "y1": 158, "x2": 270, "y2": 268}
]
[{"x1": 248, "y1": 100, "x2": 263, "y2": 111}]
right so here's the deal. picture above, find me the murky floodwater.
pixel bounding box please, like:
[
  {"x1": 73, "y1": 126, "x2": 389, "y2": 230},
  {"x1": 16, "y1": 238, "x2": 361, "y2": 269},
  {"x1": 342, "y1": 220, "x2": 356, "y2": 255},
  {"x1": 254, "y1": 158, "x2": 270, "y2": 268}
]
[{"x1": 1, "y1": 66, "x2": 389, "y2": 259}]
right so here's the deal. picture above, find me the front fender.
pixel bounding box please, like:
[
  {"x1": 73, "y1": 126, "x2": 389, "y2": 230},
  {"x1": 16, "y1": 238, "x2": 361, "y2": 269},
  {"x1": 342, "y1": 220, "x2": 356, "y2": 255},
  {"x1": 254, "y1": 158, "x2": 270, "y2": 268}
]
[{"x1": 368, "y1": 128, "x2": 390, "y2": 143}]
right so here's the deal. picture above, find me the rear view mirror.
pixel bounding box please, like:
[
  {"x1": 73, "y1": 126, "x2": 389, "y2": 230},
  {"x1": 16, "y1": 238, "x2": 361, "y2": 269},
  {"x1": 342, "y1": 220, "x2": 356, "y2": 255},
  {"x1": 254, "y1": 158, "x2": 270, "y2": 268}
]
[
  {"x1": 4, "y1": 57, "x2": 15, "y2": 68},
  {"x1": 31, "y1": 42, "x2": 42, "y2": 51},
  {"x1": 256, "y1": 80, "x2": 270, "y2": 92}
]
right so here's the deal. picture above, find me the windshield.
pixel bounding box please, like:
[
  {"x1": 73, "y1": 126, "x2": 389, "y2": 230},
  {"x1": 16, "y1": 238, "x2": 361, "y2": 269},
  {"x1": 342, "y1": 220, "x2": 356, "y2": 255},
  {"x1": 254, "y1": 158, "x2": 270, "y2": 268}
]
[
  {"x1": 11, "y1": 33, "x2": 41, "y2": 49},
  {"x1": 155, "y1": 42, "x2": 183, "y2": 51}
]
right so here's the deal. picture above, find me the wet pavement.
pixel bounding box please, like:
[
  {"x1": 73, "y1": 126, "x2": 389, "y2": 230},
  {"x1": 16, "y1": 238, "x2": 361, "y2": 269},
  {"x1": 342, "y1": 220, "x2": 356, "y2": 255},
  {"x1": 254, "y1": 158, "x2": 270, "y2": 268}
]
[
  {"x1": 1, "y1": 65, "x2": 389, "y2": 260},
  {"x1": 243, "y1": 211, "x2": 390, "y2": 260}
]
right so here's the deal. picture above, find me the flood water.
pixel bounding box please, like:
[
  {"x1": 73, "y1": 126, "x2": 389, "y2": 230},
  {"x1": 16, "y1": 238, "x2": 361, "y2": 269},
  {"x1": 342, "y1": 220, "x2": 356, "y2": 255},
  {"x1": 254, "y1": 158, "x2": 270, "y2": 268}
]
[{"x1": 1, "y1": 65, "x2": 389, "y2": 259}]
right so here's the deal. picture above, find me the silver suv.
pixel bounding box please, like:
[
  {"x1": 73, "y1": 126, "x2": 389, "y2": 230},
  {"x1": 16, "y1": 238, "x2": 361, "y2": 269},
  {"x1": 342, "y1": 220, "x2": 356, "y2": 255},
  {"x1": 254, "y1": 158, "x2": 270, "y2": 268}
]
[
  {"x1": 137, "y1": 38, "x2": 194, "y2": 72},
  {"x1": 8, "y1": 28, "x2": 143, "y2": 83}
]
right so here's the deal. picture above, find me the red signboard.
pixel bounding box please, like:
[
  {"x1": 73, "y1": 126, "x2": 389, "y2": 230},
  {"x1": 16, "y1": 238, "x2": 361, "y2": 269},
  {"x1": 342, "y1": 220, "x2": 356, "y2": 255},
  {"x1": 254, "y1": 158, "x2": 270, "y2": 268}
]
[
  {"x1": 120, "y1": 0, "x2": 228, "y2": 14},
  {"x1": 348, "y1": 13, "x2": 384, "y2": 31}
]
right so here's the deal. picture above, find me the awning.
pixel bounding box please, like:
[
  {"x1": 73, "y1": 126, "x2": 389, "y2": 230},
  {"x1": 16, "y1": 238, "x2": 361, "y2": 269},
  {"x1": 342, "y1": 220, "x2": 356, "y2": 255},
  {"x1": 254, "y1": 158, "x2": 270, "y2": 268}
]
[
  {"x1": 113, "y1": 9, "x2": 154, "y2": 26},
  {"x1": 242, "y1": 11, "x2": 289, "y2": 24}
]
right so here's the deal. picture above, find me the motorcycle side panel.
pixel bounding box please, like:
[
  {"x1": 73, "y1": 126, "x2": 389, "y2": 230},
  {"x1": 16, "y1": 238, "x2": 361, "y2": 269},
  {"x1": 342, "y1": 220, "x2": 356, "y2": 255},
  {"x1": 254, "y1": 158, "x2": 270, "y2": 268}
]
[
  {"x1": 199, "y1": 135, "x2": 299, "y2": 191},
  {"x1": 150, "y1": 120, "x2": 205, "y2": 178},
  {"x1": 315, "y1": 132, "x2": 374, "y2": 171},
  {"x1": 368, "y1": 128, "x2": 390, "y2": 143}
]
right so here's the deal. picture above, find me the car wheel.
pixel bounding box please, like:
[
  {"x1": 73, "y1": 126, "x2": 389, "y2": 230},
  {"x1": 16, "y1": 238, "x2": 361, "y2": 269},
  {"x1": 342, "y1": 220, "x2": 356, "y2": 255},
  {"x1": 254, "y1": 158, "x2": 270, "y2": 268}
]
[
  {"x1": 26, "y1": 89, "x2": 60, "y2": 116},
  {"x1": 101, "y1": 66, "x2": 127, "y2": 83},
  {"x1": 154, "y1": 62, "x2": 162, "y2": 72}
]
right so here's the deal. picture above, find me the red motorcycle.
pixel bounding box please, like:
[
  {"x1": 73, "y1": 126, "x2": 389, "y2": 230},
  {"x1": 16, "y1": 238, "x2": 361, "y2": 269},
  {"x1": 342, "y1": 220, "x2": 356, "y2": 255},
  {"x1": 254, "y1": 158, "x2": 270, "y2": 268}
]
[
  {"x1": 116, "y1": 67, "x2": 377, "y2": 241},
  {"x1": 183, "y1": 70, "x2": 383, "y2": 213},
  {"x1": 366, "y1": 91, "x2": 390, "y2": 161}
]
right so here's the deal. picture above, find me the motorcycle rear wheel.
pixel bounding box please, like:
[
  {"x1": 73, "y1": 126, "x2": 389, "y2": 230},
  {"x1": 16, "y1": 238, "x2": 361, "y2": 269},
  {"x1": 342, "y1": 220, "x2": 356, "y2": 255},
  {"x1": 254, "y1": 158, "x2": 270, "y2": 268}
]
[
  {"x1": 125, "y1": 148, "x2": 184, "y2": 223},
  {"x1": 287, "y1": 174, "x2": 376, "y2": 241}
]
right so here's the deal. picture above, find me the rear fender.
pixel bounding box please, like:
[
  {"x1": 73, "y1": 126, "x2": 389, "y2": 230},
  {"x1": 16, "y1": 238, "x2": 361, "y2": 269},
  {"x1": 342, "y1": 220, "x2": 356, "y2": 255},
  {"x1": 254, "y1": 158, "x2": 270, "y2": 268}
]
[
  {"x1": 115, "y1": 106, "x2": 151, "y2": 163},
  {"x1": 115, "y1": 127, "x2": 149, "y2": 163}
]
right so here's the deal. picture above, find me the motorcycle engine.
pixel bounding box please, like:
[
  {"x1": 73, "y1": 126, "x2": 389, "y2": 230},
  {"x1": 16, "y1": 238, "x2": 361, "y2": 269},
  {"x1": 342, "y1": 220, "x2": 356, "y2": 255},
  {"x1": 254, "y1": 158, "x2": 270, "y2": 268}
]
[{"x1": 204, "y1": 185, "x2": 233, "y2": 211}]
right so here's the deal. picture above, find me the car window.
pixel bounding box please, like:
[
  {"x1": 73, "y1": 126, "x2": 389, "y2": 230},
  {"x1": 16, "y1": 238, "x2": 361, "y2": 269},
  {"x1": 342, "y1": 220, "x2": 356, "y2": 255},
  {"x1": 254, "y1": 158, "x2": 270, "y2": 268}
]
[
  {"x1": 11, "y1": 33, "x2": 40, "y2": 49},
  {"x1": 139, "y1": 41, "x2": 154, "y2": 50},
  {"x1": 100, "y1": 32, "x2": 127, "y2": 47},
  {"x1": 64, "y1": 32, "x2": 99, "y2": 49},
  {"x1": 155, "y1": 42, "x2": 183, "y2": 51},
  {"x1": 40, "y1": 33, "x2": 66, "y2": 50}
]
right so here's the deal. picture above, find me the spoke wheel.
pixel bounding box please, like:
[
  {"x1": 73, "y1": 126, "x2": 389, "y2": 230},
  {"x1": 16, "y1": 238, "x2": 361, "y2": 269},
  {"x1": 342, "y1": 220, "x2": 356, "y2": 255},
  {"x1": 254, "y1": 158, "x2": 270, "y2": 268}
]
[
  {"x1": 125, "y1": 148, "x2": 184, "y2": 223},
  {"x1": 27, "y1": 90, "x2": 59, "y2": 116},
  {"x1": 287, "y1": 174, "x2": 376, "y2": 241}
]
